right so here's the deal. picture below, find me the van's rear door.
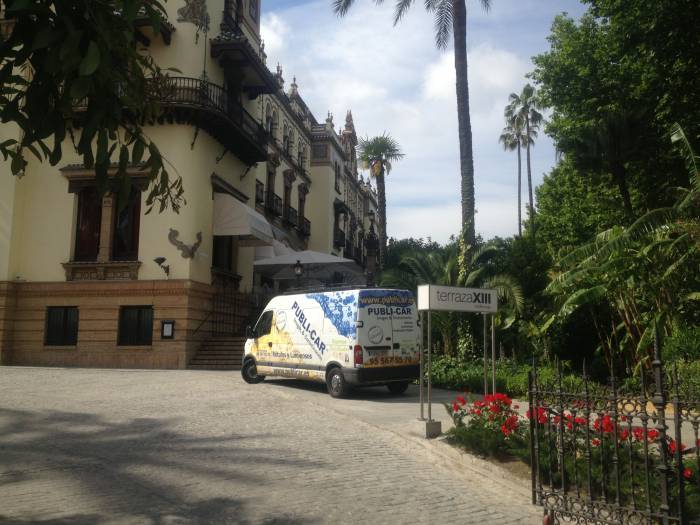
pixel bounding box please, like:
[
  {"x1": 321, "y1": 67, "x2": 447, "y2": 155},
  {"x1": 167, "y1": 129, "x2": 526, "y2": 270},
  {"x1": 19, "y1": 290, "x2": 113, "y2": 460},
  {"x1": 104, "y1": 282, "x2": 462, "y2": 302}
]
[{"x1": 358, "y1": 289, "x2": 417, "y2": 367}]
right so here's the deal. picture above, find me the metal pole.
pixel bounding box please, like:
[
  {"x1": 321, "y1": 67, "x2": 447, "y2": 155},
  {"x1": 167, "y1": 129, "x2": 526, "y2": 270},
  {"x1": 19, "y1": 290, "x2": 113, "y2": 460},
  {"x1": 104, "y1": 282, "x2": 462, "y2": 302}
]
[
  {"x1": 428, "y1": 310, "x2": 432, "y2": 421},
  {"x1": 491, "y1": 313, "x2": 497, "y2": 394},
  {"x1": 419, "y1": 311, "x2": 425, "y2": 420},
  {"x1": 483, "y1": 313, "x2": 488, "y2": 395}
]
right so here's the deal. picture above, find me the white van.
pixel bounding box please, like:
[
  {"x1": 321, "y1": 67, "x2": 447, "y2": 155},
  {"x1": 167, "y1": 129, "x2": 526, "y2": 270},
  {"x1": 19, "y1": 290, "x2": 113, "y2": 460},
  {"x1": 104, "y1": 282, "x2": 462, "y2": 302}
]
[{"x1": 241, "y1": 288, "x2": 421, "y2": 397}]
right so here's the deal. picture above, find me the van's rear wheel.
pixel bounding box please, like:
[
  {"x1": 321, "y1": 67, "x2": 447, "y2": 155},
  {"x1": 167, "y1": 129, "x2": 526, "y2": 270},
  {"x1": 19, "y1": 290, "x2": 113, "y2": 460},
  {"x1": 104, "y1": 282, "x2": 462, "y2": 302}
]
[
  {"x1": 326, "y1": 368, "x2": 349, "y2": 398},
  {"x1": 241, "y1": 360, "x2": 265, "y2": 384},
  {"x1": 386, "y1": 381, "x2": 409, "y2": 395}
]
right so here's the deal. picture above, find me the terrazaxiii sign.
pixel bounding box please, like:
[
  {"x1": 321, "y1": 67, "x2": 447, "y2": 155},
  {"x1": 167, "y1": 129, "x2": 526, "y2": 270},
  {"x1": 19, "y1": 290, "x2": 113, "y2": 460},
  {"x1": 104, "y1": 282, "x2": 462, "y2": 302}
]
[{"x1": 417, "y1": 284, "x2": 497, "y2": 313}]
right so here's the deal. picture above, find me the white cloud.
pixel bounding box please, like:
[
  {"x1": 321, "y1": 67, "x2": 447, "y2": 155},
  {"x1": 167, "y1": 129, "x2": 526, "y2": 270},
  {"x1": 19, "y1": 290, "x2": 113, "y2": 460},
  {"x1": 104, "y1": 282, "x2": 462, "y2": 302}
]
[
  {"x1": 261, "y1": 0, "x2": 572, "y2": 244},
  {"x1": 260, "y1": 13, "x2": 288, "y2": 55}
]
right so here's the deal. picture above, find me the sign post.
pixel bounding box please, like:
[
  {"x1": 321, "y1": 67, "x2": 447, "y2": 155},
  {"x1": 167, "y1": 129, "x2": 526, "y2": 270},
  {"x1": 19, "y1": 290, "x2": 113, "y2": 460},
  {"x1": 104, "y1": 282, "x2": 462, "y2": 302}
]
[{"x1": 417, "y1": 284, "x2": 498, "y2": 439}]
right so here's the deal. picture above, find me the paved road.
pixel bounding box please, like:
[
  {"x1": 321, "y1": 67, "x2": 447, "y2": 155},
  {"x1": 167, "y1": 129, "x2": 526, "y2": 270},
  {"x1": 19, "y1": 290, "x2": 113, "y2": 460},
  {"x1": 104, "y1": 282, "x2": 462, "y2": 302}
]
[{"x1": 0, "y1": 368, "x2": 540, "y2": 525}]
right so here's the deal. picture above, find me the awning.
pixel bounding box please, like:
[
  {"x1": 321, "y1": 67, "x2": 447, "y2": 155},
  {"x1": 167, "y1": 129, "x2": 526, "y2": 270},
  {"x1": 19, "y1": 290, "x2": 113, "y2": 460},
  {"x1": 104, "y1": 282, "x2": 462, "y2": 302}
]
[
  {"x1": 254, "y1": 240, "x2": 294, "y2": 261},
  {"x1": 213, "y1": 193, "x2": 274, "y2": 246}
]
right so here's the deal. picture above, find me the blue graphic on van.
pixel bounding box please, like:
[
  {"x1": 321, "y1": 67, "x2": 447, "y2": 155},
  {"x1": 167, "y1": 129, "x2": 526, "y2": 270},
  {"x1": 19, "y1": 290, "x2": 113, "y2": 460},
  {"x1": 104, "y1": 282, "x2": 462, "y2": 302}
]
[
  {"x1": 307, "y1": 291, "x2": 357, "y2": 338},
  {"x1": 358, "y1": 289, "x2": 414, "y2": 308}
]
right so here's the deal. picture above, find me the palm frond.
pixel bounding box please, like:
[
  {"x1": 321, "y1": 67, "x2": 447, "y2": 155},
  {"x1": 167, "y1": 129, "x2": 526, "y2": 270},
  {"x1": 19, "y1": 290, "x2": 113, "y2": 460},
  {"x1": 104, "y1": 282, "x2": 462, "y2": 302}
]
[
  {"x1": 483, "y1": 273, "x2": 525, "y2": 314},
  {"x1": 557, "y1": 285, "x2": 607, "y2": 318},
  {"x1": 670, "y1": 122, "x2": 699, "y2": 192},
  {"x1": 333, "y1": 0, "x2": 358, "y2": 16},
  {"x1": 393, "y1": 0, "x2": 415, "y2": 25},
  {"x1": 433, "y1": 0, "x2": 452, "y2": 50}
]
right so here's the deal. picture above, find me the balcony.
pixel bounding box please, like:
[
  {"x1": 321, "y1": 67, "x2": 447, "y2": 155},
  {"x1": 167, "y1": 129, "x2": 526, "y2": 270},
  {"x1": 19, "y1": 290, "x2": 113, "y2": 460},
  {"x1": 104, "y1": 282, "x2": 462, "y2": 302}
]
[
  {"x1": 211, "y1": 12, "x2": 279, "y2": 99},
  {"x1": 266, "y1": 193, "x2": 283, "y2": 217},
  {"x1": 334, "y1": 228, "x2": 346, "y2": 249},
  {"x1": 75, "y1": 77, "x2": 268, "y2": 165},
  {"x1": 255, "y1": 181, "x2": 265, "y2": 206},
  {"x1": 298, "y1": 218, "x2": 311, "y2": 237},
  {"x1": 284, "y1": 206, "x2": 298, "y2": 227}
]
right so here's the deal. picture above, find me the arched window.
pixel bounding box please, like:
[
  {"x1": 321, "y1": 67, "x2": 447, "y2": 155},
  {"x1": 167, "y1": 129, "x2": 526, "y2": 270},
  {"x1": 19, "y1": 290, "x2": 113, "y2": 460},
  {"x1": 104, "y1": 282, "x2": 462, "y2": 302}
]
[
  {"x1": 283, "y1": 123, "x2": 290, "y2": 152},
  {"x1": 288, "y1": 128, "x2": 295, "y2": 156},
  {"x1": 334, "y1": 161, "x2": 341, "y2": 192},
  {"x1": 298, "y1": 140, "x2": 304, "y2": 167},
  {"x1": 265, "y1": 103, "x2": 273, "y2": 136},
  {"x1": 272, "y1": 110, "x2": 279, "y2": 140}
]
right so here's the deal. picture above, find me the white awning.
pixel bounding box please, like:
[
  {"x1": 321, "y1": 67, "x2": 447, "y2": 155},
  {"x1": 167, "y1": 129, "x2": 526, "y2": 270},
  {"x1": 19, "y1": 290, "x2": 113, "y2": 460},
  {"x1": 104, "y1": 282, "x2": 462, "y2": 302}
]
[
  {"x1": 213, "y1": 193, "x2": 274, "y2": 246},
  {"x1": 254, "y1": 240, "x2": 294, "y2": 261}
]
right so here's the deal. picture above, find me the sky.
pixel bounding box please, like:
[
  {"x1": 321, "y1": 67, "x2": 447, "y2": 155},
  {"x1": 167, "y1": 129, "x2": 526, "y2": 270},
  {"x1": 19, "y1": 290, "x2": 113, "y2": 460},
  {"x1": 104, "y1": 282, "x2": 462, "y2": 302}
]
[{"x1": 260, "y1": 0, "x2": 588, "y2": 244}]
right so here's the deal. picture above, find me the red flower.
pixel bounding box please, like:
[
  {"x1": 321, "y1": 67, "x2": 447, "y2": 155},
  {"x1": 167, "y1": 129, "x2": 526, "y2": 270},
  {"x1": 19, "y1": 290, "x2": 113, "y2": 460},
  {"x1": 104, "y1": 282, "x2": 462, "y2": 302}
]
[
  {"x1": 575, "y1": 417, "x2": 587, "y2": 426},
  {"x1": 619, "y1": 429, "x2": 630, "y2": 441},
  {"x1": 684, "y1": 468, "x2": 693, "y2": 480},
  {"x1": 592, "y1": 438, "x2": 601, "y2": 447},
  {"x1": 668, "y1": 439, "x2": 686, "y2": 455},
  {"x1": 456, "y1": 395, "x2": 467, "y2": 406},
  {"x1": 647, "y1": 429, "x2": 659, "y2": 442},
  {"x1": 452, "y1": 402, "x2": 459, "y2": 412}
]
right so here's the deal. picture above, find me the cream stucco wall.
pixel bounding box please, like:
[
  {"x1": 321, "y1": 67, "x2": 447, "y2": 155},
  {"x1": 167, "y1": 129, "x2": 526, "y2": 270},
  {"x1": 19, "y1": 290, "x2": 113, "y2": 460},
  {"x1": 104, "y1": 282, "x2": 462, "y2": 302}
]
[
  {"x1": 307, "y1": 164, "x2": 335, "y2": 254},
  {"x1": 5, "y1": 122, "x2": 255, "y2": 287},
  {"x1": 0, "y1": 124, "x2": 20, "y2": 281}
]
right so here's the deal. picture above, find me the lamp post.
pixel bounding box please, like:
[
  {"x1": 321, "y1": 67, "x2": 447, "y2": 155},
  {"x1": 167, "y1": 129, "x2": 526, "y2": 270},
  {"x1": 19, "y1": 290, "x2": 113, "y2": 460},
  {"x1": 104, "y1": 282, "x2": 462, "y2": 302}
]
[
  {"x1": 364, "y1": 210, "x2": 379, "y2": 287},
  {"x1": 293, "y1": 259, "x2": 303, "y2": 290}
]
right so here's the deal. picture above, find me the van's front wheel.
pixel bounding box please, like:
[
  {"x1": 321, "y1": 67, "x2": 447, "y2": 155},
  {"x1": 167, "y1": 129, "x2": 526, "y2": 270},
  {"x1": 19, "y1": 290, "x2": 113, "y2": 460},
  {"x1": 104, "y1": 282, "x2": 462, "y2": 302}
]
[
  {"x1": 386, "y1": 381, "x2": 409, "y2": 395},
  {"x1": 326, "y1": 368, "x2": 349, "y2": 398},
  {"x1": 241, "y1": 360, "x2": 265, "y2": 384}
]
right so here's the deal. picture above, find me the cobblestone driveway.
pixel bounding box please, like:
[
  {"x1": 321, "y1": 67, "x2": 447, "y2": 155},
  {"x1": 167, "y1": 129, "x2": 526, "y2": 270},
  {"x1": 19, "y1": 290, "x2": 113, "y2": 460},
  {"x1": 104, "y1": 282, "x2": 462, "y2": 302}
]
[{"x1": 0, "y1": 368, "x2": 539, "y2": 524}]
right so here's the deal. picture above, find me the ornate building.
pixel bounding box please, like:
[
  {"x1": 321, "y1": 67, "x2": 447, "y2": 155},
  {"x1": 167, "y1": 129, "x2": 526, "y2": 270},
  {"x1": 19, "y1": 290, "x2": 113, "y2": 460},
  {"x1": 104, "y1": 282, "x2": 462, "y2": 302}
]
[{"x1": 0, "y1": 0, "x2": 381, "y2": 370}]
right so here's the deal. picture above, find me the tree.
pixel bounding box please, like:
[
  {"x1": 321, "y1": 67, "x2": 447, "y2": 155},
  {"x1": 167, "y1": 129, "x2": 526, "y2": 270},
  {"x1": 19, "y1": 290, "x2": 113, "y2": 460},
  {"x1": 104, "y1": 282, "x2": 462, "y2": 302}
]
[
  {"x1": 382, "y1": 237, "x2": 524, "y2": 355},
  {"x1": 505, "y1": 84, "x2": 542, "y2": 236},
  {"x1": 357, "y1": 132, "x2": 404, "y2": 266},
  {"x1": 544, "y1": 125, "x2": 700, "y2": 375},
  {"x1": 499, "y1": 112, "x2": 526, "y2": 236},
  {"x1": 333, "y1": 0, "x2": 492, "y2": 247},
  {"x1": 0, "y1": 0, "x2": 183, "y2": 212}
]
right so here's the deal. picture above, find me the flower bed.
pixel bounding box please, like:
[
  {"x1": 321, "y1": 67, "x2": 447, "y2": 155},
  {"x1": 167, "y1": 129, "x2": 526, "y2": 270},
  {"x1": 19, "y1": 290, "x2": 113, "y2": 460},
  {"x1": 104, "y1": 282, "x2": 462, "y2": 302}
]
[{"x1": 445, "y1": 392, "x2": 700, "y2": 519}]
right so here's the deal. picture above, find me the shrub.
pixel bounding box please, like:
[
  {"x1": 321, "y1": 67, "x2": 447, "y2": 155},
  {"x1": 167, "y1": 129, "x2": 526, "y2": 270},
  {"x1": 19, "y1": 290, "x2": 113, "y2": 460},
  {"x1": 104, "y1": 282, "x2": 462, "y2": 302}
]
[{"x1": 445, "y1": 392, "x2": 523, "y2": 457}]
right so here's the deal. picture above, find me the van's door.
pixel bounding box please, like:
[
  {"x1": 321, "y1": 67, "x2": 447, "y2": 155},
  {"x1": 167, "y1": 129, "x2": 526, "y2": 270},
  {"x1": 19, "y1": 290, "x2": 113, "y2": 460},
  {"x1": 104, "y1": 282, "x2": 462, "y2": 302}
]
[
  {"x1": 358, "y1": 289, "x2": 416, "y2": 368},
  {"x1": 389, "y1": 293, "x2": 420, "y2": 366}
]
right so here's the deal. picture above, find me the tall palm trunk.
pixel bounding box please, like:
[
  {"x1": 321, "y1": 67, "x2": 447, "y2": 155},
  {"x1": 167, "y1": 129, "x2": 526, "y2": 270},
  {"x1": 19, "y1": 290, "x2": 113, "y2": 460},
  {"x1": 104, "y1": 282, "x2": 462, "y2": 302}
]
[
  {"x1": 611, "y1": 160, "x2": 633, "y2": 219},
  {"x1": 452, "y1": 0, "x2": 475, "y2": 246},
  {"x1": 517, "y1": 140, "x2": 522, "y2": 237},
  {"x1": 526, "y1": 117, "x2": 535, "y2": 236},
  {"x1": 377, "y1": 166, "x2": 387, "y2": 267}
]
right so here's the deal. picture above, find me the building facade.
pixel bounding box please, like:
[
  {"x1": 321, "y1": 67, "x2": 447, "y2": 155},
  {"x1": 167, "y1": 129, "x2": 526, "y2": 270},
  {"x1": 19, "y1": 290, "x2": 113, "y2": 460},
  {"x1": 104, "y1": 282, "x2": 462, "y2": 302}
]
[{"x1": 0, "y1": 0, "x2": 381, "y2": 369}]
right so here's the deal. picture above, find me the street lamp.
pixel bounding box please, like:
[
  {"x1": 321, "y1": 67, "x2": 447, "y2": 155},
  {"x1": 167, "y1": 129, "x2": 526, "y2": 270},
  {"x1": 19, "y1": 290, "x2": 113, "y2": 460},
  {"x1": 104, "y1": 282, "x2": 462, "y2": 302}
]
[{"x1": 293, "y1": 259, "x2": 303, "y2": 289}]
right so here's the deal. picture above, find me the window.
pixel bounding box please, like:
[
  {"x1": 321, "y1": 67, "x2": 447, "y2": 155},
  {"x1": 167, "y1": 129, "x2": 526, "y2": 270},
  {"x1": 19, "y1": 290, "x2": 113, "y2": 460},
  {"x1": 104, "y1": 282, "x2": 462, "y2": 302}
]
[
  {"x1": 45, "y1": 307, "x2": 79, "y2": 346},
  {"x1": 297, "y1": 140, "x2": 304, "y2": 167},
  {"x1": 249, "y1": 0, "x2": 259, "y2": 21},
  {"x1": 213, "y1": 236, "x2": 234, "y2": 272},
  {"x1": 253, "y1": 310, "x2": 273, "y2": 337},
  {"x1": 334, "y1": 161, "x2": 341, "y2": 193},
  {"x1": 112, "y1": 187, "x2": 141, "y2": 261},
  {"x1": 118, "y1": 306, "x2": 153, "y2": 346},
  {"x1": 298, "y1": 190, "x2": 306, "y2": 220},
  {"x1": 74, "y1": 187, "x2": 102, "y2": 261},
  {"x1": 265, "y1": 103, "x2": 273, "y2": 136},
  {"x1": 283, "y1": 123, "x2": 290, "y2": 153},
  {"x1": 312, "y1": 144, "x2": 327, "y2": 160}
]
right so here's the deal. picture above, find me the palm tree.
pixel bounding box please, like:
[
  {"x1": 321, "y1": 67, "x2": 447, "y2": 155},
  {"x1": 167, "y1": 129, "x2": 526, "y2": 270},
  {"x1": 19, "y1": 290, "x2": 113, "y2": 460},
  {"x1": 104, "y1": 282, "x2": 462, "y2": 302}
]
[
  {"x1": 499, "y1": 113, "x2": 526, "y2": 236},
  {"x1": 506, "y1": 84, "x2": 543, "y2": 236},
  {"x1": 357, "y1": 133, "x2": 405, "y2": 266},
  {"x1": 381, "y1": 240, "x2": 524, "y2": 355},
  {"x1": 333, "y1": 0, "x2": 492, "y2": 247}
]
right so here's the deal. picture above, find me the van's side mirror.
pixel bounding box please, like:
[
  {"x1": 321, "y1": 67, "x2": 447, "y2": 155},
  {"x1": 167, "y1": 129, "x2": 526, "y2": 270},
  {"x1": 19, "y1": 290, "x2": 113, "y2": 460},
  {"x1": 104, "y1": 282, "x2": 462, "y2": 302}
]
[{"x1": 246, "y1": 325, "x2": 254, "y2": 339}]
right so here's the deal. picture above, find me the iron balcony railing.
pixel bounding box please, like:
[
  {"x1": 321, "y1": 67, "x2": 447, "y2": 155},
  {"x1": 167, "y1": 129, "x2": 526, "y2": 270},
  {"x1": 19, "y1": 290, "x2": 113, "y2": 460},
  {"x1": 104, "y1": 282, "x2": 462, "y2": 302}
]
[
  {"x1": 158, "y1": 76, "x2": 263, "y2": 140},
  {"x1": 266, "y1": 193, "x2": 283, "y2": 217},
  {"x1": 298, "y1": 218, "x2": 311, "y2": 237},
  {"x1": 334, "y1": 228, "x2": 345, "y2": 248},
  {"x1": 284, "y1": 206, "x2": 298, "y2": 227},
  {"x1": 73, "y1": 76, "x2": 268, "y2": 163},
  {"x1": 255, "y1": 181, "x2": 265, "y2": 205}
]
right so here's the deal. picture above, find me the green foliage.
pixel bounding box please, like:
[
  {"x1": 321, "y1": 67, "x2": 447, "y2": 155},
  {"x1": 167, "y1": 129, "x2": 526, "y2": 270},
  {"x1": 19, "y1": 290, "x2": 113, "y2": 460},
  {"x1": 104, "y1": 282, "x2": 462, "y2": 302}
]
[
  {"x1": 535, "y1": 158, "x2": 629, "y2": 258},
  {"x1": 0, "y1": 0, "x2": 184, "y2": 213},
  {"x1": 544, "y1": 127, "x2": 700, "y2": 376}
]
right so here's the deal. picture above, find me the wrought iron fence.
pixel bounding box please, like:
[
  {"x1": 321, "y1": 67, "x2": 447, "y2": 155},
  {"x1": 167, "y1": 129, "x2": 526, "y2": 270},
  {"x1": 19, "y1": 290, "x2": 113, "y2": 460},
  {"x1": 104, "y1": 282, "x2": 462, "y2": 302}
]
[
  {"x1": 210, "y1": 270, "x2": 252, "y2": 337},
  {"x1": 528, "y1": 334, "x2": 700, "y2": 524}
]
